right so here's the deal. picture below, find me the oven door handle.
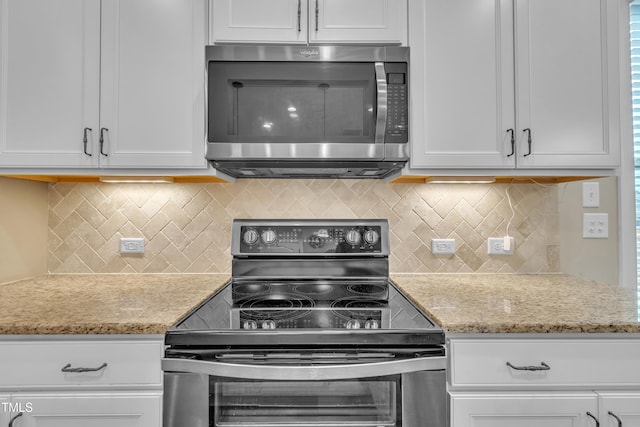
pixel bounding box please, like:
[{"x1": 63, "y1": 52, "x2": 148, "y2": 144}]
[{"x1": 162, "y1": 356, "x2": 446, "y2": 381}]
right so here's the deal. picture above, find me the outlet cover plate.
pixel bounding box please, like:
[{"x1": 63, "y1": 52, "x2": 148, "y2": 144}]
[
  {"x1": 120, "y1": 237, "x2": 144, "y2": 254},
  {"x1": 583, "y1": 213, "x2": 608, "y2": 239},
  {"x1": 488, "y1": 237, "x2": 514, "y2": 255},
  {"x1": 431, "y1": 238, "x2": 456, "y2": 255}
]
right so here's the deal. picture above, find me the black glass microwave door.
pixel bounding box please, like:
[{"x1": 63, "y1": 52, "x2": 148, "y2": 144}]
[{"x1": 208, "y1": 62, "x2": 376, "y2": 143}]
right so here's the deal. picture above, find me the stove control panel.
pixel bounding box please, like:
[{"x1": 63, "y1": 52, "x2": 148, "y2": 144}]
[
  {"x1": 236, "y1": 222, "x2": 386, "y2": 255},
  {"x1": 235, "y1": 308, "x2": 386, "y2": 330}
]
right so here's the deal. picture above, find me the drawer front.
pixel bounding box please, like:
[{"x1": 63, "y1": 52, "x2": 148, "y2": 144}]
[
  {"x1": 449, "y1": 338, "x2": 640, "y2": 389},
  {"x1": 0, "y1": 339, "x2": 163, "y2": 389}
]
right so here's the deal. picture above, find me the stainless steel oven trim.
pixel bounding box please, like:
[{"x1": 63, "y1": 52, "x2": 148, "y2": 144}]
[
  {"x1": 205, "y1": 142, "x2": 408, "y2": 161},
  {"x1": 162, "y1": 356, "x2": 446, "y2": 381}
]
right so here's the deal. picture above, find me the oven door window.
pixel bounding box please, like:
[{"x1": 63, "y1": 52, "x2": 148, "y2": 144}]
[
  {"x1": 212, "y1": 376, "x2": 399, "y2": 427},
  {"x1": 208, "y1": 62, "x2": 376, "y2": 144}
]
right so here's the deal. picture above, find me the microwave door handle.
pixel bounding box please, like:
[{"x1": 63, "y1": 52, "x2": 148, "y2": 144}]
[
  {"x1": 374, "y1": 62, "x2": 388, "y2": 144},
  {"x1": 162, "y1": 356, "x2": 445, "y2": 381}
]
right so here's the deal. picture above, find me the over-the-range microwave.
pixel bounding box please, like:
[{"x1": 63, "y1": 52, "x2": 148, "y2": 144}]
[{"x1": 205, "y1": 45, "x2": 409, "y2": 179}]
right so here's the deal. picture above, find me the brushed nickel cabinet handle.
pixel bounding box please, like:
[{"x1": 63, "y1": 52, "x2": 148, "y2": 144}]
[
  {"x1": 297, "y1": 0, "x2": 301, "y2": 32},
  {"x1": 523, "y1": 128, "x2": 532, "y2": 157},
  {"x1": 61, "y1": 362, "x2": 107, "y2": 373},
  {"x1": 315, "y1": 0, "x2": 319, "y2": 31},
  {"x1": 8, "y1": 412, "x2": 23, "y2": 427},
  {"x1": 506, "y1": 129, "x2": 515, "y2": 157},
  {"x1": 608, "y1": 411, "x2": 622, "y2": 427},
  {"x1": 82, "y1": 127, "x2": 93, "y2": 156},
  {"x1": 99, "y1": 128, "x2": 109, "y2": 157},
  {"x1": 506, "y1": 361, "x2": 550, "y2": 371},
  {"x1": 587, "y1": 411, "x2": 600, "y2": 427}
]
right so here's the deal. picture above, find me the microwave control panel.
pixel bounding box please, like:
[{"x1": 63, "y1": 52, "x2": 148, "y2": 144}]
[{"x1": 385, "y1": 63, "x2": 408, "y2": 143}]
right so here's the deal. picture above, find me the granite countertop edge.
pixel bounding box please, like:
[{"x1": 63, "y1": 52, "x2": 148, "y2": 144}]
[{"x1": 0, "y1": 273, "x2": 638, "y2": 335}]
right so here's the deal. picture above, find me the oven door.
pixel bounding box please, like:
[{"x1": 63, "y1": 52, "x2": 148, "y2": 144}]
[{"x1": 163, "y1": 350, "x2": 446, "y2": 427}]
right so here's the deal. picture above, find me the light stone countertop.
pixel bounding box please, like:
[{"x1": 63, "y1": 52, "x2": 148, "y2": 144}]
[
  {"x1": 391, "y1": 274, "x2": 640, "y2": 334},
  {"x1": 0, "y1": 274, "x2": 229, "y2": 335},
  {"x1": 0, "y1": 273, "x2": 638, "y2": 335}
]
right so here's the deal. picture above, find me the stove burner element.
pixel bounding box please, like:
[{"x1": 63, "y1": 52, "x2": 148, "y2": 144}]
[
  {"x1": 292, "y1": 283, "x2": 333, "y2": 296},
  {"x1": 347, "y1": 283, "x2": 388, "y2": 297},
  {"x1": 233, "y1": 283, "x2": 272, "y2": 296}
]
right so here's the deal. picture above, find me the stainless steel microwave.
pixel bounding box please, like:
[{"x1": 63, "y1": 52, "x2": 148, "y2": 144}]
[{"x1": 205, "y1": 45, "x2": 409, "y2": 179}]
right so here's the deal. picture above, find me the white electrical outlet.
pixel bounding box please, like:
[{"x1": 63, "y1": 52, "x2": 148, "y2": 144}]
[
  {"x1": 488, "y1": 237, "x2": 514, "y2": 255},
  {"x1": 120, "y1": 237, "x2": 145, "y2": 254},
  {"x1": 583, "y1": 213, "x2": 608, "y2": 239},
  {"x1": 431, "y1": 238, "x2": 456, "y2": 255}
]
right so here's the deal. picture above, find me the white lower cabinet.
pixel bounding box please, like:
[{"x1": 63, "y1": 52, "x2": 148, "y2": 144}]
[
  {"x1": 9, "y1": 393, "x2": 161, "y2": 427},
  {"x1": 0, "y1": 395, "x2": 9, "y2": 426},
  {"x1": 450, "y1": 392, "x2": 597, "y2": 427},
  {"x1": 0, "y1": 336, "x2": 163, "y2": 427},
  {"x1": 448, "y1": 336, "x2": 640, "y2": 427},
  {"x1": 598, "y1": 393, "x2": 640, "y2": 427}
]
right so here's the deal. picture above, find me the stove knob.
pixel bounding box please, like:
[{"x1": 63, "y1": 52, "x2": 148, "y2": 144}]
[
  {"x1": 261, "y1": 229, "x2": 277, "y2": 245},
  {"x1": 364, "y1": 229, "x2": 379, "y2": 245},
  {"x1": 243, "y1": 320, "x2": 258, "y2": 329},
  {"x1": 243, "y1": 229, "x2": 259, "y2": 245},
  {"x1": 365, "y1": 319, "x2": 380, "y2": 329},
  {"x1": 346, "y1": 319, "x2": 361, "y2": 329},
  {"x1": 345, "y1": 229, "x2": 361, "y2": 246},
  {"x1": 261, "y1": 320, "x2": 276, "y2": 329},
  {"x1": 308, "y1": 235, "x2": 325, "y2": 249}
]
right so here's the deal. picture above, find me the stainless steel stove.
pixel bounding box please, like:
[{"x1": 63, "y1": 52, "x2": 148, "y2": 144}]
[{"x1": 163, "y1": 219, "x2": 446, "y2": 427}]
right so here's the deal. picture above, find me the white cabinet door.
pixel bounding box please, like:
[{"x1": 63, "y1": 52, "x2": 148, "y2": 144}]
[
  {"x1": 598, "y1": 393, "x2": 640, "y2": 427},
  {"x1": 0, "y1": 395, "x2": 9, "y2": 426},
  {"x1": 309, "y1": 0, "x2": 406, "y2": 44},
  {"x1": 408, "y1": 0, "x2": 621, "y2": 171},
  {"x1": 211, "y1": 0, "x2": 308, "y2": 44},
  {"x1": 0, "y1": 0, "x2": 100, "y2": 167},
  {"x1": 450, "y1": 392, "x2": 598, "y2": 427},
  {"x1": 408, "y1": 0, "x2": 515, "y2": 169},
  {"x1": 11, "y1": 393, "x2": 161, "y2": 427},
  {"x1": 513, "y1": 0, "x2": 620, "y2": 168},
  {"x1": 99, "y1": 0, "x2": 207, "y2": 169},
  {"x1": 211, "y1": 0, "x2": 406, "y2": 45}
]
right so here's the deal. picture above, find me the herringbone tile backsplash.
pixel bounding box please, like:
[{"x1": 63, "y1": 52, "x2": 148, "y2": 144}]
[{"x1": 48, "y1": 180, "x2": 558, "y2": 274}]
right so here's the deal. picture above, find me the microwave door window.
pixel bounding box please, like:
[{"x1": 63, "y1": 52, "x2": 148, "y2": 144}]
[{"x1": 208, "y1": 62, "x2": 376, "y2": 144}]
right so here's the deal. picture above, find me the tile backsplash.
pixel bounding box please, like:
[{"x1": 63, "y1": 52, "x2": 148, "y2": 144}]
[{"x1": 48, "y1": 179, "x2": 558, "y2": 274}]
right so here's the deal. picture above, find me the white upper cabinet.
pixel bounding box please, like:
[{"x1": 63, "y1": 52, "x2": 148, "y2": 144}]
[
  {"x1": 211, "y1": 0, "x2": 407, "y2": 45},
  {"x1": 513, "y1": 0, "x2": 620, "y2": 169},
  {"x1": 409, "y1": 0, "x2": 622, "y2": 170},
  {"x1": 100, "y1": 0, "x2": 207, "y2": 168},
  {"x1": 0, "y1": 0, "x2": 101, "y2": 168},
  {"x1": 409, "y1": 0, "x2": 515, "y2": 169},
  {"x1": 0, "y1": 0, "x2": 207, "y2": 169}
]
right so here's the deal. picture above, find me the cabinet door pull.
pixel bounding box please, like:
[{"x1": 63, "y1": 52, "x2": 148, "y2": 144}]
[
  {"x1": 99, "y1": 128, "x2": 109, "y2": 157},
  {"x1": 506, "y1": 129, "x2": 515, "y2": 157},
  {"x1": 61, "y1": 362, "x2": 107, "y2": 373},
  {"x1": 523, "y1": 128, "x2": 532, "y2": 157},
  {"x1": 586, "y1": 411, "x2": 600, "y2": 427},
  {"x1": 608, "y1": 411, "x2": 622, "y2": 427},
  {"x1": 82, "y1": 127, "x2": 93, "y2": 156},
  {"x1": 315, "y1": 0, "x2": 319, "y2": 31},
  {"x1": 506, "y1": 361, "x2": 550, "y2": 371},
  {"x1": 8, "y1": 412, "x2": 22, "y2": 427},
  {"x1": 297, "y1": 0, "x2": 301, "y2": 32}
]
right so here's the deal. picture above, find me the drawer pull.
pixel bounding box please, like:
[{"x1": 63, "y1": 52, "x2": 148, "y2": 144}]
[
  {"x1": 587, "y1": 411, "x2": 600, "y2": 427},
  {"x1": 608, "y1": 411, "x2": 622, "y2": 427},
  {"x1": 8, "y1": 412, "x2": 22, "y2": 427},
  {"x1": 506, "y1": 361, "x2": 550, "y2": 371},
  {"x1": 61, "y1": 362, "x2": 107, "y2": 373}
]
